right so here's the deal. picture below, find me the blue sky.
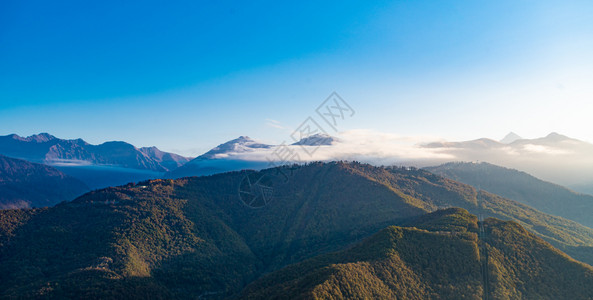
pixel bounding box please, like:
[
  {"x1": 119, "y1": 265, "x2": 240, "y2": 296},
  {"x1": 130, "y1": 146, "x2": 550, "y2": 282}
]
[{"x1": 2, "y1": 0, "x2": 593, "y2": 156}]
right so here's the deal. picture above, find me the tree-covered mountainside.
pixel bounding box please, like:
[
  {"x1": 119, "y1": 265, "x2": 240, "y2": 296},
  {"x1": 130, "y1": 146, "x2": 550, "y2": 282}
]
[
  {"x1": 0, "y1": 155, "x2": 89, "y2": 209},
  {"x1": 240, "y1": 208, "x2": 593, "y2": 300},
  {"x1": 349, "y1": 163, "x2": 593, "y2": 265},
  {"x1": 2, "y1": 162, "x2": 593, "y2": 298},
  {"x1": 425, "y1": 162, "x2": 593, "y2": 228}
]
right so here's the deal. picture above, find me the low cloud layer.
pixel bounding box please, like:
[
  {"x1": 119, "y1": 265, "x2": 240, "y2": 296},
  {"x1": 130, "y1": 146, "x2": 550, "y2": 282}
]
[{"x1": 216, "y1": 129, "x2": 593, "y2": 187}]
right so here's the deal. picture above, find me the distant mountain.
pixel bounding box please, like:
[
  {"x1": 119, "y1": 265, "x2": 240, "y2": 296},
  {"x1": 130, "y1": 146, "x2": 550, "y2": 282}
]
[
  {"x1": 0, "y1": 133, "x2": 191, "y2": 189},
  {"x1": 139, "y1": 146, "x2": 190, "y2": 171},
  {"x1": 421, "y1": 132, "x2": 593, "y2": 187},
  {"x1": 197, "y1": 136, "x2": 272, "y2": 159},
  {"x1": 241, "y1": 208, "x2": 593, "y2": 299},
  {"x1": 0, "y1": 133, "x2": 188, "y2": 172},
  {"x1": 424, "y1": 132, "x2": 587, "y2": 150},
  {"x1": 424, "y1": 137, "x2": 505, "y2": 149},
  {"x1": 165, "y1": 136, "x2": 273, "y2": 178},
  {"x1": 500, "y1": 131, "x2": 522, "y2": 144},
  {"x1": 3, "y1": 162, "x2": 593, "y2": 298},
  {"x1": 165, "y1": 132, "x2": 593, "y2": 192},
  {"x1": 425, "y1": 162, "x2": 593, "y2": 228},
  {"x1": 165, "y1": 134, "x2": 340, "y2": 179},
  {"x1": 568, "y1": 183, "x2": 593, "y2": 196},
  {"x1": 0, "y1": 155, "x2": 89, "y2": 209}
]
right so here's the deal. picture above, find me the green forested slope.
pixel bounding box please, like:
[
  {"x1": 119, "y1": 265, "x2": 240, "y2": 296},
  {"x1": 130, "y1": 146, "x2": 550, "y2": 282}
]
[
  {"x1": 240, "y1": 208, "x2": 593, "y2": 300},
  {"x1": 2, "y1": 162, "x2": 593, "y2": 298}
]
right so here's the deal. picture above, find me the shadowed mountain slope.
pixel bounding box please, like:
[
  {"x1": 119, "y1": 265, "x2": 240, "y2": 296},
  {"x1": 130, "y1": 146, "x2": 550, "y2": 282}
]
[
  {"x1": 0, "y1": 155, "x2": 89, "y2": 209},
  {"x1": 2, "y1": 162, "x2": 593, "y2": 298}
]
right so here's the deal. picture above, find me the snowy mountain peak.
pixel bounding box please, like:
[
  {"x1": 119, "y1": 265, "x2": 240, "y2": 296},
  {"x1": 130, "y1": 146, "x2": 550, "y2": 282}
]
[{"x1": 198, "y1": 136, "x2": 272, "y2": 159}]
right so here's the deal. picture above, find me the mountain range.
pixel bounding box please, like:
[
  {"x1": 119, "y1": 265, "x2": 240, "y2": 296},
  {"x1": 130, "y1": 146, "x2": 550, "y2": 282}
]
[
  {"x1": 0, "y1": 155, "x2": 89, "y2": 209},
  {"x1": 3, "y1": 162, "x2": 593, "y2": 298},
  {"x1": 165, "y1": 134, "x2": 338, "y2": 179},
  {"x1": 0, "y1": 133, "x2": 190, "y2": 172},
  {"x1": 0, "y1": 133, "x2": 190, "y2": 189},
  {"x1": 421, "y1": 132, "x2": 593, "y2": 190},
  {"x1": 3, "y1": 131, "x2": 593, "y2": 201},
  {"x1": 166, "y1": 131, "x2": 593, "y2": 194},
  {"x1": 0, "y1": 133, "x2": 340, "y2": 188},
  {"x1": 425, "y1": 162, "x2": 593, "y2": 229}
]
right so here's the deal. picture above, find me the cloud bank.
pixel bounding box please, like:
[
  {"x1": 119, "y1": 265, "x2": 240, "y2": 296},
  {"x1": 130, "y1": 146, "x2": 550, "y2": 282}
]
[{"x1": 215, "y1": 129, "x2": 593, "y2": 187}]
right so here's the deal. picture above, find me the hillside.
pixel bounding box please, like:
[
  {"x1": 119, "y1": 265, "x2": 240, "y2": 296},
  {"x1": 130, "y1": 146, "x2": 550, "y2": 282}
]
[
  {"x1": 0, "y1": 162, "x2": 428, "y2": 298},
  {"x1": 2, "y1": 162, "x2": 593, "y2": 298},
  {"x1": 0, "y1": 155, "x2": 89, "y2": 209},
  {"x1": 240, "y1": 208, "x2": 593, "y2": 299},
  {"x1": 425, "y1": 162, "x2": 593, "y2": 228}
]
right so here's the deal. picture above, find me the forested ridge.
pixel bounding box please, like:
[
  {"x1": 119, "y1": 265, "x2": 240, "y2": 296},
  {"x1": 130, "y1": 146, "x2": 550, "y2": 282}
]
[
  {"x1": 2, "y1": 162, "x2": 593, "y2": 298},
  {"x1": 241, "y1": 208, "x2": 593, "y2": 299}
]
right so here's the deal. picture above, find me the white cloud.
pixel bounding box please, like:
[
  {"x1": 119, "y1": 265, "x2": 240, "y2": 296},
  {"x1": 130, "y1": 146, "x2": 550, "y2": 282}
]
[
  {"x1": 218, "y1": 129, "x2": 455, "y2": 165},
  {"x1": 522, "y1": 144, "x2": 571, "y2": 155},
  {"x1": 212, "y1": 128, "x2": 593, "y2": 186},
  {"x1": 47, "y1": 159, "x2": 93, "y2": 166}
]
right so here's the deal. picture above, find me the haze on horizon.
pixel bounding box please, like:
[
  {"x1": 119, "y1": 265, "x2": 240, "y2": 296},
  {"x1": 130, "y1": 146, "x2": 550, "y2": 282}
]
[{"x1": 1, "y1": 1, "x2": 593, "y2": 156}]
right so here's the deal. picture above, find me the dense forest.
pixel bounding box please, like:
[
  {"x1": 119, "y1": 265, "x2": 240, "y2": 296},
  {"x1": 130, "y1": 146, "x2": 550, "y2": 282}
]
[
  {"x1": 2, "y1": 162, "x2": 593, "y2": 298},
  {"x1": 241, "y1": 209, "x2": 593, "y2": 299}
]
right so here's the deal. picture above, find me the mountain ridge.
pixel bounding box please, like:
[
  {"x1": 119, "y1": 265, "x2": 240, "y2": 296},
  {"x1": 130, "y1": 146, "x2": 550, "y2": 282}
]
[
  {"x1": 0, "y1": 133, "x2": 190, "y2": 172},
  {"x1": 0, "y1": 154, "x2": 89, "y2": 209},
  {"x1": 425, "y1": 162, "x2": 593, "y2": 228},
  {"x1": 3, "y1": 162, "x2": 593, "y2": 298}
]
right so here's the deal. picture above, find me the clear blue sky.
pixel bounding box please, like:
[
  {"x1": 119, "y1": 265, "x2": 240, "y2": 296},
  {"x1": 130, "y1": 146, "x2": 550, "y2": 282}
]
[{"x1": 2, "y1": 0, "x2": 593, "y2": 156}]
